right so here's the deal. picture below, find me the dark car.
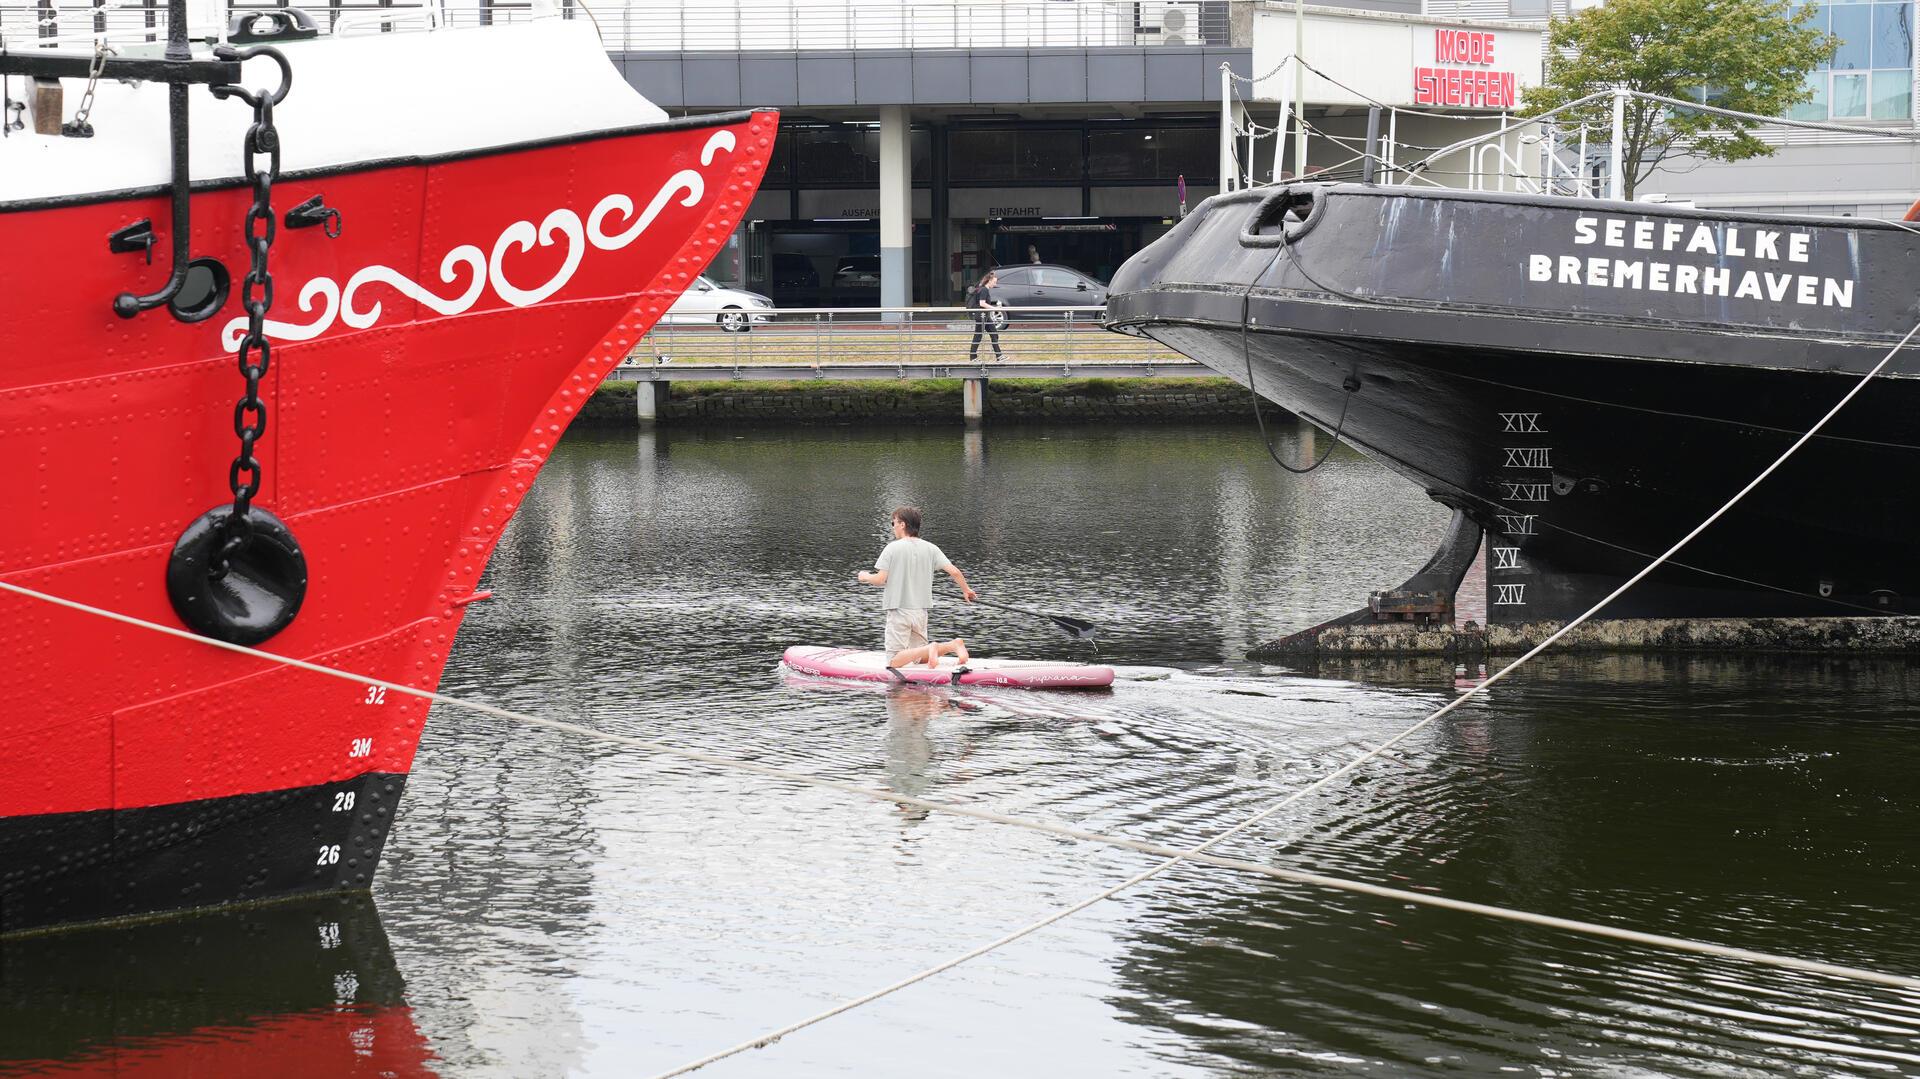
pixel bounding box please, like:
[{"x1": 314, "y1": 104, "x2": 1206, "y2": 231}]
[
  {"x1": 985, "y1": 264, "x2": 1108, "y2": 319},
  {"x1": 833, "y1": 256, "x2": 883, "y2": 292},
  {"x1": 772, "y1": 252, "x2": 820, "y2": 291}
]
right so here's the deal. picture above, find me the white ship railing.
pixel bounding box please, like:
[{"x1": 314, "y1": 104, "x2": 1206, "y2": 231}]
[
  {"x1": 1219, "y1": 60, "x2": 1920, "y2": 203},
  {"x1": 1215, "y1": 54, "x2": 1596, "y2": 200}
]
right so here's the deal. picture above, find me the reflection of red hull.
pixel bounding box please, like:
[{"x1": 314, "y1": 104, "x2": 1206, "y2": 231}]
[
  {"x1": 0, "y1": 109, "x2": 776, "y2": 932},
  {"x1": 2, "y1": 894, "x2": 435, "y2": 1075},
  {"x1": 32, "y1": 1008, "x2": 437, "y2": 1079}
]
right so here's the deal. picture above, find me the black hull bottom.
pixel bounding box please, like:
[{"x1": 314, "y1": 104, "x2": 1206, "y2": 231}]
[
  {"x1": 1149, "y1": 320, "x2": 1920, "y2": 624},
  {"x1": 1, "y1": 771, "x2": 407, "y2": 936}
]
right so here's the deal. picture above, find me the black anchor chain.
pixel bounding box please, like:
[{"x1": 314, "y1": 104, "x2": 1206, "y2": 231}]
[
  {"x1": 211, "y1": 52, "x2": 286, "y2": 577},
  {"x1": 164, "y1": 45, "x2": 310, "y2": 647}
]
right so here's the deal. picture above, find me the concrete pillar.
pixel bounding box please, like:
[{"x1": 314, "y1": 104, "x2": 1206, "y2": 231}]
[
  {"x1": 878, "y1": 105, "x2": 912, "y2": 319},
  {"x1": 637, "y1": 380, "x2": 668, "y2": 426},
  {"x1": 962, "y1": 377, "x2": 986, "y2": 424},
  {"x1": 929, "y1": 121, "x2": 951, "y2": 304}
]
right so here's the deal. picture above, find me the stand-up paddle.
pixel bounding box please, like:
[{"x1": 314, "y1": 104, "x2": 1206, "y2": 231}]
[{"x1": 970, "y1": 597, "x2": 1097, "y2": 640}]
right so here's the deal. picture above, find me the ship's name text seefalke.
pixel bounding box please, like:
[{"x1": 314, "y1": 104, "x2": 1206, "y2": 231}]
[{"x1": 1527, "y1": 214, "x2": 1855, "y2": 308}]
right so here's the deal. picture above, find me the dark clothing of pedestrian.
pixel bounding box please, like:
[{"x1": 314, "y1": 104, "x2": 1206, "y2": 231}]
[{"x1": 967, "y1": 280, "x2": 1004, "y2": 361}]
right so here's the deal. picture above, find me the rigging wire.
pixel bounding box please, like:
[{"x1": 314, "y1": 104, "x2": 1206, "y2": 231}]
[
  {"x1": 0, "y1": 522, "x2": 1912, "y2": 998},
  {"x1": 1224, "y1": 53, "x2": 1292, "y2": 85},
  {"x1": 7, "y1": 569, "x2": 1919, "y2": 1049},
  {"x1": 1240, "y1": 237, "x2": 1351, "y2": 474},
  {"x1": 645, "y1": 314, "x2": 1920, "y2": 1075},
  {"x1": 1230, "y1": 188, "x2": 1919, "y2": 615},
  {"x1": 1, "y1": 318, "x2": 1915, "y2": 1068}
]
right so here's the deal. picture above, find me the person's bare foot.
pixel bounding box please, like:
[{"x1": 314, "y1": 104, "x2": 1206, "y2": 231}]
[{"x1": 953, "y1": 639, "x2": 970, "y2": 666}]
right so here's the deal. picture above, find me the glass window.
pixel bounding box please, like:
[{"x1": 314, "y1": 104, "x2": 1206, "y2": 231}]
[
  {"x1": 779, "y1": 127, "x2": 932, "y2": 185},
  {"x1": 1832, "y1": 71, "x2": 1870, "y2": 115},
  {"x1": 1034, "y1": 268, "x2": 1081, "y2": 287},
  {"x1": 911, "y1": 127, "x2": 932, "y2": 183},
  {"x1": 996, "y1": 267, "x2": 1033, "y2": 284},
  {"x1": 793, "y1": 127, "x2": 879, "y2": 186},
  {"x1": 949, "y1": 128, "x2": 1080, "y2": 182},
  {"x1": 951, "y1": 129, "x2": 1015, "y2": 181},
  {"x1": 1832, "y1": 3, "x2": 1872, "y2": 67},
  {"x1": 1871, "y1": 67, "x2": 1913, "y2": 118},
  {"x1": 1087, "y1": 126, "x2": 1216, "y2": 181},
  {"x1": 764, "y1": 131, "x2": 793, "y2": 186},
  {"x1": 1801, "y1": 0, "x2": 1830, "y2": 69},
  {"x1": 1145, "y1": 127, "x2": 1215, "y2": 181},
  {"x1": 1016, "y1": 130, "x2": 1081, "y2": 180},
  {"x1": 1872, "y1": 2, "x2": 1911, "y2": 68},
  {"x1": 1789, "y1": 70, "x2": 1830, "y2": 119}
]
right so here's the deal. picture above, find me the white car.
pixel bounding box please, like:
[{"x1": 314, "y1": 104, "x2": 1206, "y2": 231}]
[{"x1": 662, "y1": 275, "x2": 776, "y2": 332}]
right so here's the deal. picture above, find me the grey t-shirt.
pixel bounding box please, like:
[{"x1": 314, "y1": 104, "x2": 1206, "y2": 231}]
[{"x1": 876, "y1": 538, "x2": 951, "y2": 611}]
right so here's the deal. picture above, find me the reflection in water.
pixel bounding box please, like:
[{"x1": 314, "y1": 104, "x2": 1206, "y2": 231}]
[
  {"x1": 884, "y1": 685, "x2": 944, "y2": 823},
  {"x1": 0, "y1": 894, "x2": 434, "y2": 1077},
  {"x1": 1110, "y1": 660, "x2": 1920, "y2": 1075},
  {"x1": 426, "y1": 424, "x2": 1917, "y2": 1078},
  {"x1": 23, "y1": 424, "x2": 1916, "y2": 1076}
]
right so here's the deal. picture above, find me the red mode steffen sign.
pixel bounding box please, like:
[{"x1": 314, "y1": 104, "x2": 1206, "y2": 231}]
[{"x1": 1414, "y1": 29, "x2": 1518, "y2": 108}]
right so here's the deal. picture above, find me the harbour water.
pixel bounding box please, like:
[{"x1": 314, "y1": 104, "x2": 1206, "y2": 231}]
[{"x1": 7, "y1": 422, "x2": 1919, "y2": 1077}]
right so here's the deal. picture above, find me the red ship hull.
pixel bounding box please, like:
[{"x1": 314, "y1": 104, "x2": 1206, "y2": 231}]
[{"x1": 0, "y1": 108, "x2": 776, "y2": 933}]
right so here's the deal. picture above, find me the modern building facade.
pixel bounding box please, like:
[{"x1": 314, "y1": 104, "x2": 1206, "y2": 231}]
[
  {"x1": 1423, "y1": 0, "x2": 1920, "y2": 217},
  {"x1": 616, "y1": 0, "x2": 1253, "y2": 306},
  {"x1": 613, "y1": 0, "x2": 1530, "y2": 307}
]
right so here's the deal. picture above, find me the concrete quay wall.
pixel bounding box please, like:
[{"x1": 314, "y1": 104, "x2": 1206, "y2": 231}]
[
  {"x1": 576, "y1": 378, "x2": 1261, "y2": 426},
  {"x1": 1249, "y1": 617, "x2": 1920, "y2": 660}
]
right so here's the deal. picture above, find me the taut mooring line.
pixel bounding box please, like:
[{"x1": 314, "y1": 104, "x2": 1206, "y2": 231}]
[
  {"x1": 645, "y1": 317, "x2": 1920, "y2": 1074},
  {"x1": 3, "y1": 319, "x2": 1914, "y2": 1072}
]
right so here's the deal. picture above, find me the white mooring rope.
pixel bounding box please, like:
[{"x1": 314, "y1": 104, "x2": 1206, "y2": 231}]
[
  {"x1": 645, "y1": 318, "x2": 1920, "y2": 1075},
  {"x1": 0, "y1": 321, "x2": 1914, "y2": 1075}
]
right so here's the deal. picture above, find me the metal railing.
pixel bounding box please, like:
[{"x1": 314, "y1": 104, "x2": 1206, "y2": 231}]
[
  {"x1": 0, "y1": 0, "x2": 451, "y2": 47},
  {"x1": 600, "y1": 0, "x2": 1235, "y2": 53},
  {"x1": 632, "y1": 305, "x2": 1188, "y2": 373},
  {"x1": 2, "y1": 0, "x2": 1239, "y2": 52},
  {"x1": 1, "y1": 1, "x2": 173, "y2": 49},
  {"x1": 1224, "y1": 69, "x2": 1920, "y2": 203}
]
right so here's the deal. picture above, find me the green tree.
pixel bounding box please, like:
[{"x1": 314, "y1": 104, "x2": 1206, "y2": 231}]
[{"x1": 1521, "y1": 0, "x2": 1833, "y2": 200}]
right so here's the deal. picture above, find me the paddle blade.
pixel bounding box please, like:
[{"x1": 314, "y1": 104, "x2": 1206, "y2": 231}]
[
  {"x1": 1050, "y1": 616, "x2": 1097, "y2": 640},
  {"x1": 971, "y1": 596, "x2": 1097, "y2": 640}
]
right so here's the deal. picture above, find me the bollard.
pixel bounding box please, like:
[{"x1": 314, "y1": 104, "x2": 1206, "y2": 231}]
[
  {"x1": 963, "y1": 377, "x2": 986, "y2": 424},
  {"x1": 637, "y1": 380, "x2": 668, "y2": 426}
]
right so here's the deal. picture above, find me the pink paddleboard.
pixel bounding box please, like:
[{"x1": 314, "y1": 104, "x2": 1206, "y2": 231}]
[{"x1": 782, "y1": 646, "x2": 1115, "y2": 689}]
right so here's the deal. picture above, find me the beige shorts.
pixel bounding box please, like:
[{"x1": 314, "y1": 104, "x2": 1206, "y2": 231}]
[{"x1": 884, "y1": 608, "x2": 930, "y2": 655}]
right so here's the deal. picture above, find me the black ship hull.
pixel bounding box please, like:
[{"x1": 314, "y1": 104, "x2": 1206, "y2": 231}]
[
  {"x1": 1107, "y1": 184, "x2": 1920, "y2": 624},
  {"x1": 0, "y1": 772, "x2": 406, "y2": 936}
]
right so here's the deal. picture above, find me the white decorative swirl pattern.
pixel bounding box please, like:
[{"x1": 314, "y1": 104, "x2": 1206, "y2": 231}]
[
  {"x1": 588, "y1": 170, "x2": 703, "y2": 252},
  {"x1": 220, "y1": 129, "x2": 740, "y2": 351}
]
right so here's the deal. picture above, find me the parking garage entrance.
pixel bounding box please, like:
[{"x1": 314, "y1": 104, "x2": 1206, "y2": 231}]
[
  {"x1": 749, "y1": 221, "x2": 933, "y2": 309},
  {"x1": 978, "y1": 218, "x2": 1177, "y2": 291}
]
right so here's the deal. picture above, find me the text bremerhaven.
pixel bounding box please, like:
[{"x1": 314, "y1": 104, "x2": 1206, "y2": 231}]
[{"x1": 1527, "y1": 215, "x2": 1853, "y2": 308}]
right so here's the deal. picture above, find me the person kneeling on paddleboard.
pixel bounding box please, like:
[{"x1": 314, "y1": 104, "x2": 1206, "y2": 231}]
[{"x1": 857, "y1": 505, "x2": 977, "y2": 669}]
